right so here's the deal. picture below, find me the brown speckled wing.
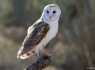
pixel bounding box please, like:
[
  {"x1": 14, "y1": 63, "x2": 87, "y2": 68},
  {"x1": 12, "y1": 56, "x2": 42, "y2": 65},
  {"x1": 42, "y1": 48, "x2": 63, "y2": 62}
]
[{"x1": 21, "y1": 20, "x2": 50, "y2": 55}]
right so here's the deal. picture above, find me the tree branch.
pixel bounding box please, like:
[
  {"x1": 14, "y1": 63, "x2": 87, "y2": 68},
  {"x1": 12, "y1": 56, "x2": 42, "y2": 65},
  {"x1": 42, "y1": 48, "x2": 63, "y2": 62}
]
[{"x1": 24, "y1": 54, "x2": 52, "y2": 70}]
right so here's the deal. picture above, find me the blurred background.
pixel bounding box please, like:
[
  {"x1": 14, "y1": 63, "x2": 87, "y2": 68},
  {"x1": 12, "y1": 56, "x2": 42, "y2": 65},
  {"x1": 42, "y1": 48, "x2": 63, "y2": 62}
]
[{"x1": 0, "y1": 0, "x2": 95, "y2": 70}]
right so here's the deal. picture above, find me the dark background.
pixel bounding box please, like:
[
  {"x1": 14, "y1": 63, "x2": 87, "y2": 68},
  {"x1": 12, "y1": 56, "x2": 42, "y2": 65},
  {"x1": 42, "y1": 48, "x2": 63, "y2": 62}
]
[{"x1": 0, "y1": 0, "x2": 95, "y2": 70}]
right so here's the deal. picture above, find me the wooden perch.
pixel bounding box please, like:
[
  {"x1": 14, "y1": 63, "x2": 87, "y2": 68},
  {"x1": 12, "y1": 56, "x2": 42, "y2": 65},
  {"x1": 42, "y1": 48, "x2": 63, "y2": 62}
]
[{"x1": 24, "y1": 54, "x2": 52, "y2": 70}]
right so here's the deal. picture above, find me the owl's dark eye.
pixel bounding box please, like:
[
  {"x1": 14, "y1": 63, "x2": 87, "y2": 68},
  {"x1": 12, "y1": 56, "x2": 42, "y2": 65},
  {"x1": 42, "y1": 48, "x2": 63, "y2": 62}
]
[
  {"x1": 47, "y1": 11, "x2": 49, "y2": 13},
  {"x1": 53, "y1": 11, "x2": 56, "y2": 13}
]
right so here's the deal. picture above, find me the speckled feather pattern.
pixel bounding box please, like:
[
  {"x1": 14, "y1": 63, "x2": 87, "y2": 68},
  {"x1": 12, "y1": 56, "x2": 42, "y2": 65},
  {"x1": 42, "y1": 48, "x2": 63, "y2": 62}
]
[{"x1": 22, "y1": 20, "x2": 50, "y2": 55}]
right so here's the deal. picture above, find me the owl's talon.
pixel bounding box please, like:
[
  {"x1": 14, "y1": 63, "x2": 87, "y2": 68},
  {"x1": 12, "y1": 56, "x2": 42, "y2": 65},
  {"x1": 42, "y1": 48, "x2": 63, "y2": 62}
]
[
  {"x1": 37, "y1": 57, "x2": 41, "y2": 60},
  {"x1": 37, "y1": 57, "x2": 41, "y2": 63}
]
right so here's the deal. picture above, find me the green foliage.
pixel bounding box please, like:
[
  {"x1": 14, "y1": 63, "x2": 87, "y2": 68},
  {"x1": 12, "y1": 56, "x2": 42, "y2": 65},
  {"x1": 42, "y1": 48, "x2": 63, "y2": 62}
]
[{"x1": 0, "y1": 0, "x2": 13, "y2": 27}]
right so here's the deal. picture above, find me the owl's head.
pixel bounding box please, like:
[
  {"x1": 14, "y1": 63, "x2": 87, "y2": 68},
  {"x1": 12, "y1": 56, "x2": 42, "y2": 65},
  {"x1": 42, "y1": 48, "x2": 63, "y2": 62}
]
[{"x1": 41, "y1": 4, "x2": 61, "y2": 22}]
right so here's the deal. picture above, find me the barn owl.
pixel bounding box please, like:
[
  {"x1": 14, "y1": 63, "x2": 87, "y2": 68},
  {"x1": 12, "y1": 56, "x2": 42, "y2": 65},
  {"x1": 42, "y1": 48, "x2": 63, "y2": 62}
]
[{"x1": 17, "y1": 4, "x2": 61, "y2": 59}]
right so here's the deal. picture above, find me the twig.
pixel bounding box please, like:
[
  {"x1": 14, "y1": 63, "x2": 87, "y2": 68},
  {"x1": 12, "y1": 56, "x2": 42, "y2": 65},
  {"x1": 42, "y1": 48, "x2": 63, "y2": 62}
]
[{"x1": 24, "y1": 54, "x2": 52, "y2": 70}]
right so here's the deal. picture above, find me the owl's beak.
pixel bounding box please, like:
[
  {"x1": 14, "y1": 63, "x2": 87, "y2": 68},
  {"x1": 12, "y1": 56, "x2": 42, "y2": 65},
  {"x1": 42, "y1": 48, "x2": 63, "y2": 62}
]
[
  {"x1": 50, "y1": 16, "x2": 52, "y2": 18},
  {"x1": 49, "y1": 15, "x2": 52, "y2": 20}
]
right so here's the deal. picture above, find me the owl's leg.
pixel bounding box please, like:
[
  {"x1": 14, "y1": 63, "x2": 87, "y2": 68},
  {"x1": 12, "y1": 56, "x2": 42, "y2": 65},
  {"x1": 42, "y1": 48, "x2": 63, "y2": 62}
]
[
  {"x1": 36, "y1": 47, "x2": 42, "y2": 62},
  {"x1": 40, "y1": 45, "x2": 46, "y2": 54},
  {"x1": 36, "y1": 48, "x2": 40, "y2": 58}
]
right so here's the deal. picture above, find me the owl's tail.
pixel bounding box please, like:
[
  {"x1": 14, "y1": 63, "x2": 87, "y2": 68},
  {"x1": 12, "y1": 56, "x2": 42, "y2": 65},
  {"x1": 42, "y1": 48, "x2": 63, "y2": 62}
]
[
  {"x1": 17, "y1": 46, "x2": 36, "y2": 59},
  {"x1": 17, "y1": 46, "x2": 29, "y2": 59}
]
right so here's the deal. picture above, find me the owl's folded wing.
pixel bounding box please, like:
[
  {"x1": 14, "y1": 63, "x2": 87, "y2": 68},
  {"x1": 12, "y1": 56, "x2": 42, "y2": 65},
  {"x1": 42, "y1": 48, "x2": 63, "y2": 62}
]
[{"x1": 17, "y1": 19, "x2": 50, "y2": 59}]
